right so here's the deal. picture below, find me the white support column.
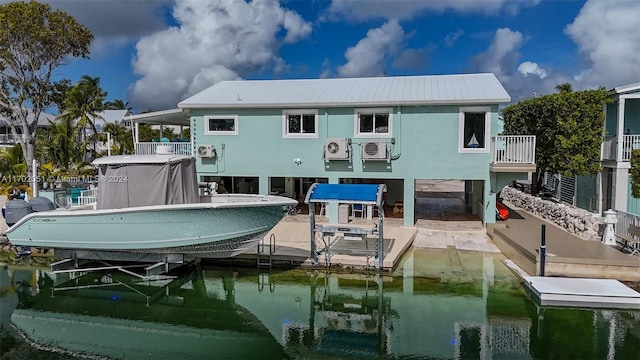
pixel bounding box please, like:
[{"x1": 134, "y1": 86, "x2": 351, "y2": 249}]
[
  {"x1": 613, "y1": 97, "x2": 628, "y2": 212},
  {"x1": 612, "y1": 167, "x2": 629, "y2": 212},
  {"x1": 616, "y1": 97, "x2": 626, "y2": 162}
]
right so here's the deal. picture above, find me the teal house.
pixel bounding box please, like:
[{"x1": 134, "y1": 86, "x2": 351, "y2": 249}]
[
  {"x1": 601, "y1": 82, "x2": 640, "y2": 215},
  {"x1": 133, "y1": 74, "x2": 536, "y2": 227}
]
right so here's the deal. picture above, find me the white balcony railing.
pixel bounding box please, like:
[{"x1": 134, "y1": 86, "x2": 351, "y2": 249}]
[
  {"x1": 601, "y1": 135, "x2": 640, "y2": 162},
  {"x1": 491, "y1": 135, "x2": 536, "y2": 164},
  {"x1": 77, "y1": 188, "x2": 98, "y2": 206},
  {"x1": 135, "y1": 142, "x2": 192, "y2": 155}
]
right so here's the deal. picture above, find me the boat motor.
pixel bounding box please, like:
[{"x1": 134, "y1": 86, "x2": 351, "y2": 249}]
[{"x1": 4, "y1": 197, "x2": 55, "y2": 227}]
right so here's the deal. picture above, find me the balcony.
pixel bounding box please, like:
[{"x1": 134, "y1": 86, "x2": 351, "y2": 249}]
[
  {"x1": 135, "y1": 141, "x2": 192, "y2": 155},
  {"x1": 602, "y1": 135, "x2": 640, "y2": 162},
  {"x1": 490, "y1": 135, "x2": 536, "y2": 173}
]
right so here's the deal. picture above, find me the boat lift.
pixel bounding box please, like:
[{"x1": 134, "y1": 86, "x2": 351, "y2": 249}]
[
  {"x1": 304, "y1": 183, "x2": 387, "y2": 269},
  {"x1": 50, "y1": 249, "x2": 196, "y2": 280}
]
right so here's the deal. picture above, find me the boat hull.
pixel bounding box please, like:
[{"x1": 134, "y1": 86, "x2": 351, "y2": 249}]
[{"x1": 6, "y1": 197, "x2": 295, "y2": 258}]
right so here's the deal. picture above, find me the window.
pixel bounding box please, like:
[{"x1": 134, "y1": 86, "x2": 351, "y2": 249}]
[
  {"x1": 459, "y1": 107, "x2": 490, "y2": 152},
  {"x1": 355, "y1": 108, "x2": 392, "y2": 137},
  {"x1": 204, "y1": 115, "x2": 238, "y2": 135},
  {"x1": 283, "y1": 110, "x2": 317, "y2": 138}
]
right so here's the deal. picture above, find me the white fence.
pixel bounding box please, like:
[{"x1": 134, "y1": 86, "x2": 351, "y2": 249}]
[{"x1": 491, "y1": 135, "x2": 536, "y2": 164}]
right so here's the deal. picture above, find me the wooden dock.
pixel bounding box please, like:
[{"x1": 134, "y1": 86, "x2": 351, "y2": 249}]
[{"x1": 489, "y1": 203, "x2": 640, "y2": 281}]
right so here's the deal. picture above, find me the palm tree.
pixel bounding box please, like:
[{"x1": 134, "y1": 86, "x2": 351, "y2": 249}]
[
  {"x1": 61, "y1": 75, "x2": 107, "y2": 161},
  {"x1": 101, "y1": 123, "x2": 133, "y2": 155},
  {"x1": 555, "y1": 82, "x2": 573, "y2": 93},
  {"x1": 36, "y1": 117, "x2": 81, "y2": 170},
  {"x1": 104, "y1": 99, "x2": 132, "y2": 111}
]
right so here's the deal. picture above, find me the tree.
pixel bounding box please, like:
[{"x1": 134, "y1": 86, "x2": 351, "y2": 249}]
[
  {"x1": 555, "y1": 82, "x2": 573, "y2": 93},
  {"x1": 36, "y1": 117, "x2": 81, "y2": 170},
  {"x1": 101, "y1": 122, "x2": 133, "y2": 155},
  {"x1": 0, "y1": 1, "x2": 93, "y2": 182},
  {"x1": 104, "y1": 99, "x2": 132, "y2": 111},
  {"x1": 60, "y1": 75, "x2": 106, "y2": 161},
  {"x1": 502, "y1": 87, "x2": 612, "y2": 194}
]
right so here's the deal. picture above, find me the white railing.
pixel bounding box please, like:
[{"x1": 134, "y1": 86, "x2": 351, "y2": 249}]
[
  {"x1": 601, "y1": 135, "x2": 640, "y2": 162},
  {"x1": 77, "y1": 188, "x2": 98, "y2": 206},
  {"x1": 622, "y1": 135, "x2": 640, "y2": 161},
  {"x1": 491, "y1": 135, "x2": 536, "y2": 164},
  {"x1": 615, "y1": 210, "x2": 640, "y2": 247},
  {"x1": 135, "y1": 142, "x2": 192, "y2": 155},
  {"x1": 0, "y1": 133, "x2": 20, "y2": 144}
]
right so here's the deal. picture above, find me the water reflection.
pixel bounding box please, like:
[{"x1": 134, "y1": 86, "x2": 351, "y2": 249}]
[{"x1": 1, "y1": 249, "x2": 640, "y2": 359}]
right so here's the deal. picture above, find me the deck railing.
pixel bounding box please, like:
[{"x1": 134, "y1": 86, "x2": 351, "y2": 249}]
[
  {"x1": 615, "y1": 210, "x2": 640, "y2": 247},
  {"x1": 491, "y1": 135, "x2": 536, "y2": 164},
  {"x1": 135, "y1": 142, "x2": 192, "y2": 155},
  {"x1": 77, "y1": 188, "x2": 98, "y2": 206},
  {"x1": 601, "y1": 135, "x2": 640, "y2": 162}
]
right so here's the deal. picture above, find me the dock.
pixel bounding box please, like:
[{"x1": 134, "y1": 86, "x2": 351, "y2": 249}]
[
  {"x1": 222, "y1": 215, "x2": 417, "y2": 271},
  {"x1": 523, "y1": 276, "x2": 640, "y2": 309},
  {"x1": 489, "y1": 202, "x2": 640, "y2": 281}
]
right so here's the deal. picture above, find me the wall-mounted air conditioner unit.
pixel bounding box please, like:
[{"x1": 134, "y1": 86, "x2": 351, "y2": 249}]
[
  {"x1": 362, "y1": 141, "x2": 387, "y2": 160},
  {"x1": 196, "y1": 145, "x2": 215, "y2": 158},
  {"x1": 325, "y1": 138, "x2": 349, "y2": 160}
]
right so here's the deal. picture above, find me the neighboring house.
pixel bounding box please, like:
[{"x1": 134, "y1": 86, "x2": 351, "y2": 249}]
[
  {"x1": 601, "y1": 82, "x2": 640, "y2": 215},
  {"x1": 129, "y1": 74, "x2": 536, "y2": 227},
  {"x1": 88, "y1": 110, "x2": 132, "y2": 133},
  {"x1": 0, "y1": 109, "x2": 56, "y2": 147}
]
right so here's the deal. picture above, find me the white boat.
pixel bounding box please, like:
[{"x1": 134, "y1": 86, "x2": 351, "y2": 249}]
[{"x1": 5, "y1": 153, "x2": 297, "y2": 258}]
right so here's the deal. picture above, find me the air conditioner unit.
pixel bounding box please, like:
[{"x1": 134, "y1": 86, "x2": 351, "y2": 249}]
[
  {"x1": 196, "y1": 145, "x2": 215, "y2": 158},
  {"x1": 362, "y1": 141, "x2": 387, "y2": 160},
  {"x1": 325, "y1": 138, "x2": 349, "y2": 160}
]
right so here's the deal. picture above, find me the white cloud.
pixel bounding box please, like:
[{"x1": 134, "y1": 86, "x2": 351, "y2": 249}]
[
  {"x1": 130, "y1": 0, "x2": 312, "y2": 110},
  {"x1": 518, "y1": 61, "x2": 547, "y2": 79},
  {"x1": 323, "y1": 0, "x2": 541, "y2": 22},
  {"x1": 337, "y1": 20, "x2": 405, "y2": 77},
  {"x1": 468, "y1": 28, "x2": 524, "y2": 83},
  {"x1": 444, "y1": 29, "x2": 463, "y2": 47},
  {"x1": 565, "y1": 0, "x2": 640, "y2": 89}
]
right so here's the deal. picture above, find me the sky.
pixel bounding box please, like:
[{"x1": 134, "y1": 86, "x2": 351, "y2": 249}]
[{"x1": 10, "y1": 0, "x2": 640, "y2": 113}]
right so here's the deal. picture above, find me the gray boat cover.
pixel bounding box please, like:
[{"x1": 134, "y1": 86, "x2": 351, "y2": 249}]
[{"x1": 96, "y1": 158, "x2": 198, "y2": 209}]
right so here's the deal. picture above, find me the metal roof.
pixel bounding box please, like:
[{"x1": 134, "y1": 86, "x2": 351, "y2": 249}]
[
  {"x1": 129, "y1": 108, "x2": 190, "y2": 126},
  {"x1": 0, "y1": 109, "x2": 57, "y2": 126},
  {"x1": 179, "y1": 73, "x2": 511, "y2": 109},
  {"x1": 612, "y1": 82, "x2": 640, "y2": 95},
  {"x1": 90, "y1": 110, "x2": 131, "y2": 124}
]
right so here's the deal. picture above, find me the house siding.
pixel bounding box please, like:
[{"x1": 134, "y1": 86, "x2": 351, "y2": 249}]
[{"x1": 191, "y1": 103, "x2": 502, "y2": 226}]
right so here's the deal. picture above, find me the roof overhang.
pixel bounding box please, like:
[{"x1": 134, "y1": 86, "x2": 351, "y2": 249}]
[
  {"x1": 179, "y1": 98, "x2": 511, "y2": 110},
  {"x1": 129, "y1": 108, "x2": 190, "y2": 126}
]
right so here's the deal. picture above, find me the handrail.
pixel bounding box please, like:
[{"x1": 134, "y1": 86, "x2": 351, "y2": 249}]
[{"x1": 491, "y1": 135, "x2": 536, "y2": 163}]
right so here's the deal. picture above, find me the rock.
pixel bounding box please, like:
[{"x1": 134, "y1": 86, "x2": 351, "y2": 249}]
[{"x1": 501, "y1": 185, "x2": 603, "y2": 240}]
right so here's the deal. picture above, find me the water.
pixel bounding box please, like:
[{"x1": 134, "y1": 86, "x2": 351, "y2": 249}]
[{"x1": 1, "y1": 249, "x2": 640, "y2": 359}]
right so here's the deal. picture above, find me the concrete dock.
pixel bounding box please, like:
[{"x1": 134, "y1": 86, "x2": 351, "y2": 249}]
[{"x1": 231, "y1": 215, "x2": 418, "y2": 271}]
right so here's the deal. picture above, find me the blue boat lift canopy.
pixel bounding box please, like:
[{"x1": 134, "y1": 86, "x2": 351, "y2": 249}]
[
  {"x1": 304, "y1": 183, "x2": 385, "y2": 206},
  {"x1": 304, "y1": 183, "x2": 387, "y2": 270}
]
